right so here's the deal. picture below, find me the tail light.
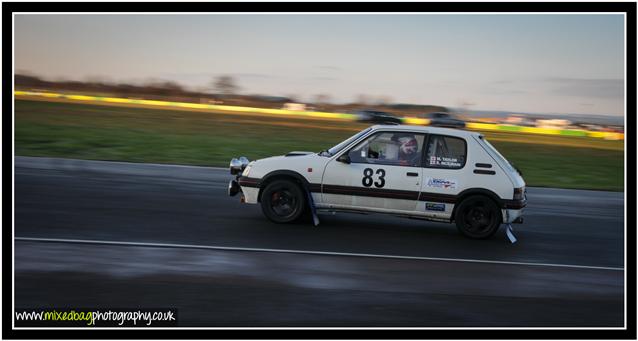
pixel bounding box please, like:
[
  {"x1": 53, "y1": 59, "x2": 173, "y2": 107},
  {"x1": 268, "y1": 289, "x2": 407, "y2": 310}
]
[{"x1": 514, "y1": 187, "x2": 525, "y2": 200}]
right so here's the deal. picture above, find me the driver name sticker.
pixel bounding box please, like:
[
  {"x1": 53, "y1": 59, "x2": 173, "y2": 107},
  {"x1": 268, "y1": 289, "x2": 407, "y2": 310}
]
[
  {"x1": 429, "y1": 156, "x2": 461, "y2": 167},
  {"x1": 426, "y1": 177, "x2": 457, "y2": 190}
]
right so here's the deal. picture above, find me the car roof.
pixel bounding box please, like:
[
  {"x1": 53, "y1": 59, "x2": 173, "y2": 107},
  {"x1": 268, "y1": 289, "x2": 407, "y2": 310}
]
[{"x1": 368, "y1": 124, "x2": 481, "y2": 139}]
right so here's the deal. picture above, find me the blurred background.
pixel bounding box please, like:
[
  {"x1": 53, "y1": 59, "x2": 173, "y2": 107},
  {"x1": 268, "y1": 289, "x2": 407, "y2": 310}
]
[{"x1": 14, "y1": 14, "x2": 625, "y2": 191}]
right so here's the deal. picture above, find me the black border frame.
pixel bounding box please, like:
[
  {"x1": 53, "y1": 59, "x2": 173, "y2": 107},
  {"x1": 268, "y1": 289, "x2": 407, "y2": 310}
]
[{"x1": 2, "y1": 2, "x2": 636, "y2": 339}]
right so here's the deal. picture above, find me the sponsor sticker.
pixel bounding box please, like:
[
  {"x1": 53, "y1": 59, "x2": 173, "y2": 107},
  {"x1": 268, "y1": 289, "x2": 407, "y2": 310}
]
[
  {"x1": 426, "y1": 177, "x2": 457, "y2": 190},
  {"x1": 425, "y1": 202, "x2": 446, "y2": 211}
]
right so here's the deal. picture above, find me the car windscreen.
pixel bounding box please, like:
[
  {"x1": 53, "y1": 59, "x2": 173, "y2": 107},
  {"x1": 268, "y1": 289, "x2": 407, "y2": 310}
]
[{"x1": 327, "y1": 128, "x2": 372, "y2": 156}]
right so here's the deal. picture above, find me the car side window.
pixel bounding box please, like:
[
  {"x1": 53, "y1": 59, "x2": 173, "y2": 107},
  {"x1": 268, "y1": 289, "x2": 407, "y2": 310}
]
[
  {"x1": 424, "y1": 135, "x2": 466, "y2": 169},
  {"x1": 347, "y1": 132, "x2": 424, "y2": 167}
]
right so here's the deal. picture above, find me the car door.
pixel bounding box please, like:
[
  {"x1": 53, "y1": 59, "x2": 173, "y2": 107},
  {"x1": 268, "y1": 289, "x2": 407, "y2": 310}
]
[
  {"x1": 418, "y1": 134, "x2": 469, "y2": 220},
  {"x1": 322, "y1": 131, "x2": 425, "y2": 213}
]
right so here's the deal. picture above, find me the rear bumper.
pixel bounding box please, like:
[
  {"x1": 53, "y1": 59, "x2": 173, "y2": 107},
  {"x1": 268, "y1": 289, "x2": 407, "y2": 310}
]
[
  {"x1": 502, "y1": 208, "x2": 525, "y2": 224},
  {"x1": 502, "y1": 194, "x2": 526, "y2": 223},
  {"x1": 503, "y1": 198, "x2": 527, "y2": 209}
]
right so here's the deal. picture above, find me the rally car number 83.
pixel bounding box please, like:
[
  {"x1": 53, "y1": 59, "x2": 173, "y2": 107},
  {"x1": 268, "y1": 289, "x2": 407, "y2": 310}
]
[{"x1": 228, "y1": 124, "x2": 526, "y2": 239}]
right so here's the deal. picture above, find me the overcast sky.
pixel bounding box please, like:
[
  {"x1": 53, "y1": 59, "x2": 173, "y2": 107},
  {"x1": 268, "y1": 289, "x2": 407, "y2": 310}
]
[{"x1": 15, "y1": 14, "x2": 625, "y2": 116}]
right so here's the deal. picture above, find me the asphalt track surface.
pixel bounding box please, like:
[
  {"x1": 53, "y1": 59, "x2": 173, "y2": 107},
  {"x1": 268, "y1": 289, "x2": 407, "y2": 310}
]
[{"x1": 14, "y1": 156, "x2": 625, "y2": 327}]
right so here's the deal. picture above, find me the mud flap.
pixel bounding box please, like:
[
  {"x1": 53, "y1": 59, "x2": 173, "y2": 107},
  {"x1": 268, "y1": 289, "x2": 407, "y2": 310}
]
[
  {"x1": 505, "y1": 223, "x2": 517, "y2": 244},
  {"x1": 305, "y1": 189, "x2": 320, "y2": 226}
]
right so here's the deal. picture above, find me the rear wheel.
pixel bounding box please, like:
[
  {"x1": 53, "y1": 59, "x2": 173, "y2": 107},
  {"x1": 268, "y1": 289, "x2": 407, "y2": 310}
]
[
  {"x1": 260, "y1": 180, "x2": 306, "y2": 223},
  {"x1": 454, "y1": 195, "x2": 501, "y2": 239}
]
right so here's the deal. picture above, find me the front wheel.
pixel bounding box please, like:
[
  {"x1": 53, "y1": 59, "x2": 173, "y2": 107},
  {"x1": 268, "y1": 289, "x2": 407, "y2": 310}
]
[
  {"x1": 260, "y1": 180, "x2": 306, "y2": 223},
  {"x1": 454, "y1": 195, "x2": 501, "y2": 239}
]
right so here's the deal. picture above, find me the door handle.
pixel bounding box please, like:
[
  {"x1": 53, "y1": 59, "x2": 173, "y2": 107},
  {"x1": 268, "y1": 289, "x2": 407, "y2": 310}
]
[{"x1": 406, "y1": 172, "x2": 418, "y2": 177}]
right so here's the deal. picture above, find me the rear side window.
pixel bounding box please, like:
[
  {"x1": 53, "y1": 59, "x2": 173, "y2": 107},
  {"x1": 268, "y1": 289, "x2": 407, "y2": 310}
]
[{"x1": 424, "y1": 135, "x2": 467, "y2": 169}]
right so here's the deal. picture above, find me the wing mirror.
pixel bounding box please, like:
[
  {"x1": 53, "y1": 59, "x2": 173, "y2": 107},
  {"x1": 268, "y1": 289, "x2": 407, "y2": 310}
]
[{"x1": 337, "y1": 154, "x2": 351, "y2": 164}]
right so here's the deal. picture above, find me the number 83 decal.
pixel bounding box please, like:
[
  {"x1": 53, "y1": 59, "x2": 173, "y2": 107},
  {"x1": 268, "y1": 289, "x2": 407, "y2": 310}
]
[{"x1": 362, "y1": 168, "x2": 386, "y2": 188}]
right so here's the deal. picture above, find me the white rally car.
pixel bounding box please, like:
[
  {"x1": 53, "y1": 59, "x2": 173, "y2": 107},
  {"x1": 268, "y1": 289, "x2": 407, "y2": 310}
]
[{"x1": 228, "y1": 125, "x2": 526, "y2": 239}]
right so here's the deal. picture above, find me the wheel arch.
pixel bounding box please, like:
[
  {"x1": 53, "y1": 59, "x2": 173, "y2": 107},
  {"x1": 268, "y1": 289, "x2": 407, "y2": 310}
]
[
  {"x1": 257, "y1": 170, "x2": 311, "y2": 203},
  {"x1": 451, "y1": 188, "x2": 503, "y2": 222}
]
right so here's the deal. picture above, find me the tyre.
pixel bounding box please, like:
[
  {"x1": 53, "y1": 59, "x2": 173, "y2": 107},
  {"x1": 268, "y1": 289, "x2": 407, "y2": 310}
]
[
  {"x1": 260, "y1": 180, "x2": 306, "y2": 223},
  {"x1": 454, "y1": 195, "x2": 501, "y2": 239}
]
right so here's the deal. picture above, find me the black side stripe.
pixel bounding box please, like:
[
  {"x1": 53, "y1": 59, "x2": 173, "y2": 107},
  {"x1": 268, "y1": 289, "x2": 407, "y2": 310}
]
[
  {"x1": 308, "y1": 183, "x2": 322, "y2": 193},
  {"x1": 475, "y1": 163, "x2": 492, "y2": 168},
  {"x1": 237, "y1": 177, "x2": 260, "y2": 187},
  {"x1": 321, "y1": 187, "x2": 525, "y2": 208},
  {"x1": 417, "y1": 192, "x2": 457, "y2": 203},
  {"x1": 321, "y1": 184, "x2": 418, "y2": 200},
  {"x1": 238, "y1": 177, "x2": 526, "y2": 208}
]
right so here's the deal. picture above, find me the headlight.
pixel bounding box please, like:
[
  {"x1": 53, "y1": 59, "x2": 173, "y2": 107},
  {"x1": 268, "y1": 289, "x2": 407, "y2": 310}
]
[{"x1": 242, "y1": 162, "x2": 254, "y2": 177}]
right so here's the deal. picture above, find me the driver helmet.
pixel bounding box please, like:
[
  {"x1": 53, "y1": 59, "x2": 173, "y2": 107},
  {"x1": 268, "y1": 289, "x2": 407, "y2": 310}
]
[{"x1": 398, "y1": 135, "x2": 418, "y2": 156}]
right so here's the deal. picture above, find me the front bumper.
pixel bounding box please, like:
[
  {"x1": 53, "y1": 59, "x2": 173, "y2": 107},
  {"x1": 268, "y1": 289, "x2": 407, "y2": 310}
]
[
  {"x1": 228, "y1": 179, "x2": 241, "y2": 197},
  {"x1": 228, "y1": 177, "x2": 260, "y2": 204},
  {"x1": 229, "y1": 176, "x2": 259, "y2": 197}
]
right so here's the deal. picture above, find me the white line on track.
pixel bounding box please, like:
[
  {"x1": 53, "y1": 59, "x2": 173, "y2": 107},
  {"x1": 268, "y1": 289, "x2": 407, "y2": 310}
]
[{"x1": 15, "y1": 236, "x2": 623, "y2": 272}]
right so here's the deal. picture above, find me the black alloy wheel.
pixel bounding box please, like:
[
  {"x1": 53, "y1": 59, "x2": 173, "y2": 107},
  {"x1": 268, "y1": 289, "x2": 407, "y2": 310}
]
[
  {"x1": 260, "y1": 180, "x2": 306, "y2": 223},
  {"x1": 454, "y1": 195, "x2": 501, "y2": 239}
]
